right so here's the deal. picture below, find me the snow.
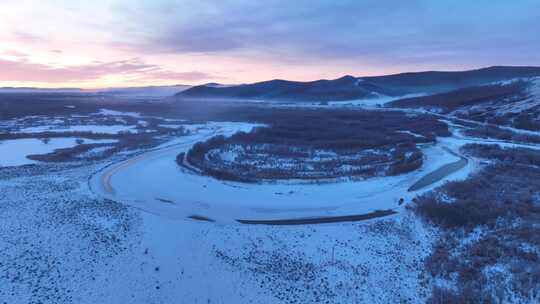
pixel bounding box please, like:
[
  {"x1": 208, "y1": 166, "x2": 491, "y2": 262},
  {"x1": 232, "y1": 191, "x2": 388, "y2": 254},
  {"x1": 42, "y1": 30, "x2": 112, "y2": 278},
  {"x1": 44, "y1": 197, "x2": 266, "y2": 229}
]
[
  {"x1": 218, "y1": 150, "x2": 238, "y2": 162},
  {"x1": 126, "y1": 209, "x2": 435, "y2": 303},
  {"x1": 154, "y1": 122, "x2": 261, "y2": 149},
  {"x1": 160, "y1": 118, "x2": 187, "y2": 123},
  {"x1": 8, "y1": 110, "x2": 540, "y2": 303},
  {"x1": 7, "y1": 106, "x2": 540, "y2": 302},
  {"x1": 397, "y1": 130, "x2": 426, "y2": 138},
  {"x1": 86, "y1": 146, "x2": 114, "y2": 155},
  {"x1": 158, "y1": 124, "x2": 184, "y2": 129},
  {"x1": 17, "y1": 125, "x2": 138, "y2": 134},
  {"x1": 97, "y1": 109, "x2": 142, "y2": 118},
  {"x1": 454, "y1": 77, "x2": 540, "y2": 120},
  {"x1": 90, "y1": 122, "x2": 473, "y2": 224},
  {"x1": 498, "y1": 125, "x2": 540, "y2": 136},
  {"x1": 0, "y1": 138, "x2": 117, "y2": 167},
  {"x1": 326, "y1": 93, "x2": 426, "y2": 107}
]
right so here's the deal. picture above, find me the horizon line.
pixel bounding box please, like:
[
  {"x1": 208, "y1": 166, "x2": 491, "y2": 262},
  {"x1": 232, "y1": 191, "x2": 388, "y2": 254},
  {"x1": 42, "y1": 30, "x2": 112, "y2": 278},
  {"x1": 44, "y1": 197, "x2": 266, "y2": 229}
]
[{"x1": 1, "y1": 64, "x2": 538, "y2": 90}]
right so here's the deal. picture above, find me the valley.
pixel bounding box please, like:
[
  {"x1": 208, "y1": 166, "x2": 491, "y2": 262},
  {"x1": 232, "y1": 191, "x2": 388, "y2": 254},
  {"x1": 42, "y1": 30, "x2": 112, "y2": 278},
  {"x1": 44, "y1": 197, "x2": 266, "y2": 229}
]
[{"x1": 2, "y1": 67, "x2": 540, "y2": 303}]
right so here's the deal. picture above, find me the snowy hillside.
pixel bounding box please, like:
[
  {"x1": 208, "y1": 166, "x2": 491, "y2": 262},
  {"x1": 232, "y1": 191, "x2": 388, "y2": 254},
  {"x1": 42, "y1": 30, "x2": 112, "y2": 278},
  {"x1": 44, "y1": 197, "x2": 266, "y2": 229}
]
[{"x1": 177, "y1": 66, "x2": 540, "y2": 102}]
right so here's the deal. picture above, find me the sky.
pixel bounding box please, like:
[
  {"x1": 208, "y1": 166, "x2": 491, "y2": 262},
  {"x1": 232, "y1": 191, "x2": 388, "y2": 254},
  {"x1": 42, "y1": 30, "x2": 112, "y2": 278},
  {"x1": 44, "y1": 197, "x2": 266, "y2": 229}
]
[{"x1": 1, "y1": 0, "x2": 539, "y2": 88}]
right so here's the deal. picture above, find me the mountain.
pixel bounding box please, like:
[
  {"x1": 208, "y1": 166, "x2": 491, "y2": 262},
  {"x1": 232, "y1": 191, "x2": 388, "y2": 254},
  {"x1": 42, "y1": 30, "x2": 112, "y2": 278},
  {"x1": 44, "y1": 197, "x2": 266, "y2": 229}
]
[
  {"x1": 387, "y1": 80, "x2": 529, "y2": 111},
  {"x1": 176, "y1": 66, "x2": 540, "y2": 102},
  {"x1": 361, "y1": 66, "x2": 540, "y2": 95},
  {"x1": 388, "y1": 76, "x2": 540, "y2": 131},
  {"x1": 0, "y1": 85, "x2": 192, "y2": 97},
  {"x1": 0, "y1": 87, "x2": 85, "y2": 94},
  {"x1": 177, "y1": 75, "x2": 385, "y2": 101},
  {"x1": 95, "y1": 85, "x2": 191, "y2": 97}
]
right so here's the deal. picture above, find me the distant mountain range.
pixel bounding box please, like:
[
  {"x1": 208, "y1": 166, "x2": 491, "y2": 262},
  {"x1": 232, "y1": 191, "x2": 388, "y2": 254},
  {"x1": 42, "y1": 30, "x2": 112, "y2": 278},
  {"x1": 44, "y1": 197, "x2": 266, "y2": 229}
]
[
  {"x1": 176, "y1": 66, "x2": 540, "y2": 102},
  {"x1": 94, "y1": 85, "x2": 191, "y2": 97},
  {"x1": 0, "y1": 84, "x2": 192, "y2": 97},
  {"x1": 0, "y1": 87, "x2": 86, "y2": 94},
  {"x1": 4, "y1": 66, "x2": 540, "y2": 101}
]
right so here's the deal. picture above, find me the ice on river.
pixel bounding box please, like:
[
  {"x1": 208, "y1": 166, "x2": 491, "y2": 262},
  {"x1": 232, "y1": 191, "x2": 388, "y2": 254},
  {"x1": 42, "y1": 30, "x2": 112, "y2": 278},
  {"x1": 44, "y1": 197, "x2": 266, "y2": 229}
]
[
  {"x1": 0, "y1": 138, "x2": 117, "y2": 167},
  {"x1": 92, "y1": 121, "x2": 473, "y2": 223},
  {"x1": 17, "y1": 125, "x2": 138, "y2": 135}
]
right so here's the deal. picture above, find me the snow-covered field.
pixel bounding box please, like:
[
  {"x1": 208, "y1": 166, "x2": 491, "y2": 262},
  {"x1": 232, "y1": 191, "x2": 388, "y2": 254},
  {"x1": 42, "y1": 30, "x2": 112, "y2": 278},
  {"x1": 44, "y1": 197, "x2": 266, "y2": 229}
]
[
  {"x1": 0, "y1": 158, "x2": 436, "y2": 303},
  {"x1": 0, "y1": 117, "x2": 441, "y2": 303},
  {"x1": 4, "y1": 108, "x2": 539, "y2": 303},
  {"x1": 325, "y1": 93, "x2": 427, "y2": 107}
]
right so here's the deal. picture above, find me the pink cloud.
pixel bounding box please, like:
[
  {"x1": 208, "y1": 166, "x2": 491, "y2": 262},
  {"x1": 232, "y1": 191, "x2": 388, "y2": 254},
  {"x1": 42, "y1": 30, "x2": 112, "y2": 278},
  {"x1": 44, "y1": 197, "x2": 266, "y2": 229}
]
[
  {"x1": 142, "y1": 70, "x2": 215, "y2": 81},
  {"x1": 0, "y1": 58, "x2": 213, "y2": 83},
  {"x1": 1, "y1": 50, "x2": 28, "y2": 58},
  {"x1": 13, "y1": 32, "x2": 45, "y2": 44}
]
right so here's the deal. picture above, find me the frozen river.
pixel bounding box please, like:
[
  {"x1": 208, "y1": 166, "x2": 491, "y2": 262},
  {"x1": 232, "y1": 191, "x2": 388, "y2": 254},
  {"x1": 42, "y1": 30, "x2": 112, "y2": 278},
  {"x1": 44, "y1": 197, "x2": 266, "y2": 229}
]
[{"x1": 90, "y1": 121, "x2": 480, "y2": 224}]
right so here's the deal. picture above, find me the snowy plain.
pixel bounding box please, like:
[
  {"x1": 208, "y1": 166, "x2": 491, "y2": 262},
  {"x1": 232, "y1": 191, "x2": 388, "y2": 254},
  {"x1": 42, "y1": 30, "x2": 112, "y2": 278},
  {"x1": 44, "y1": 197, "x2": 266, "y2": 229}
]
[
  {"x1": 4, "y1": 105, "x2": 539, "y2": 303},
  {"x1": 0, "y1": 116, "x2": 437, "y2": 303}
]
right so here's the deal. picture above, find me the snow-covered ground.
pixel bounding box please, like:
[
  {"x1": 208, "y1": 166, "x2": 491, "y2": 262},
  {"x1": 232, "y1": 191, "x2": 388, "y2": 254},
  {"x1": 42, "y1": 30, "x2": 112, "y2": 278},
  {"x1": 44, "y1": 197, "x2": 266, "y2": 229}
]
[
  {"x1": 4, "y1": 110, "x2": 538, "y2": 303},
  {"x1": 0, "y1": 117, "x2": 441, "y2": 303},
  {"x1": 0, "y1": 157, "x2": 436, "y2": 303},
  {"x1": 236, "y1": 93, "x2": 427, "y2": 109},
  {"x1": 16, "y1": 125, "x2": 138, "y2": 135},
  {"x1": 96, "y1": 109, "x2": 142, "y2": 118},
  {"x1": 129, "y1": 209, "x2": 436, "y2": 303},
  {"x1": 325, "y1": 93, "x2": 426, "y2": 107},
  {"x1": 0, "y1": 138, "x2": 117, "y2": 167},
  {"x1": 158, "y1": 123, "x2": 184, "y2": 129}
]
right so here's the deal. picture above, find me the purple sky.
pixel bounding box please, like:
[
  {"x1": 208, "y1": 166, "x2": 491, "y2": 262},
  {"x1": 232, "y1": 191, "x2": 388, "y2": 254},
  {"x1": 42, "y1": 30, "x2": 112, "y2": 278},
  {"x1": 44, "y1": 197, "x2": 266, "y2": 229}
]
[{"x1": 1, "y1": 1, "x2": 539, "y2": 88}]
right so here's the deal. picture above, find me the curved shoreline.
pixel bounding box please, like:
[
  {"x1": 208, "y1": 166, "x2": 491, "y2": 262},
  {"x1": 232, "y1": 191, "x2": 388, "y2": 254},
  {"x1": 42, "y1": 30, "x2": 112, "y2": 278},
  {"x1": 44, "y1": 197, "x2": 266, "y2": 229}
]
[
  {"x1": 408, "y1": 147, "x2": 468, "y2": 192},
  {"x1": 90, "y1": 121, "x2": 515, "y2": 225}
]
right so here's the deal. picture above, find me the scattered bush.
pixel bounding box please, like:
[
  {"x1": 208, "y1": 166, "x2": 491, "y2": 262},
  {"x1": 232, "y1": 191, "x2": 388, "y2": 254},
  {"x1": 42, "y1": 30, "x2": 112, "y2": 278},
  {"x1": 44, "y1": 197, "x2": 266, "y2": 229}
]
[
  {"x1": 462, "y1": 125, "x2": 540, "y2": 144},
  {"x1": 389, "y1": 81, "x2": 527, "y2": 112},
  {"x1": 415, "y1": 144, "x2": 540, "y2": 302},
  {"x1": 182, "y1": 109, "x2": 447, "y2": 182}
]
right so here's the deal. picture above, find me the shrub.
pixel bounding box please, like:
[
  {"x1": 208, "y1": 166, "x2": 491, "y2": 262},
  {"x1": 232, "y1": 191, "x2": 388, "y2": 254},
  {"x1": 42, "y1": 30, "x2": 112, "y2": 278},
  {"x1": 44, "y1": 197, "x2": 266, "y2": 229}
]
[{"x1": 180, "y1": 109, "x2": 447, "y2": 182}]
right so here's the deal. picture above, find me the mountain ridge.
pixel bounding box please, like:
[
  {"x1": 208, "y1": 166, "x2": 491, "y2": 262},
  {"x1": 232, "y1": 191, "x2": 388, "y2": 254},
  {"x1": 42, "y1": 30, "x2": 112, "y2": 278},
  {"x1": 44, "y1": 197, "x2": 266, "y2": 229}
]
[{"x1": 177, "y1": 66, "x2": 540, "y2": 102}]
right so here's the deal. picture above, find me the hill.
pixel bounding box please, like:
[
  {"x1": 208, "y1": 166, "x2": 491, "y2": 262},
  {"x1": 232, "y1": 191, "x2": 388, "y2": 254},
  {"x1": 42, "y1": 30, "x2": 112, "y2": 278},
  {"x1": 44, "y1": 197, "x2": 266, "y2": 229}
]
[
  {"x1": 178, "y1": 75, "x2": 385, "y2": 101},
  {"x1": 176, "y1": 66, "x2": 540, "y2": 102},
  {"x1": 389, "y1": 77, "x2": 540, "y2": 131}
]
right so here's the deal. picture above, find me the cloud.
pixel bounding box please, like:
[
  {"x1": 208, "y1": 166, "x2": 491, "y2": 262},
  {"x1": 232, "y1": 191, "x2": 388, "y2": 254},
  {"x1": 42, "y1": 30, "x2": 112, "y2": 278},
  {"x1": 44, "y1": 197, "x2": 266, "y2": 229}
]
[
  {"x1": 114, "y1": 0, "x2": 540, "y2": 68},
  {"x1": 0, "y1": 58, "x2": 213, "y2": 83},
  {"x1": 2, "y1": 0, "x2": 540, "y2": 86},
  {"x1": 1, "y1": 50, "x2": 28, "y2": 58},
  {"x1": 12, "y1": 31, "x2": 45, "y2": 44},
  {"x1": 142, "y1": 70, "x2": 215, "y2": 81},
  {"x1": 151, "y1": 27, "x2": 242, "y2": 53}
]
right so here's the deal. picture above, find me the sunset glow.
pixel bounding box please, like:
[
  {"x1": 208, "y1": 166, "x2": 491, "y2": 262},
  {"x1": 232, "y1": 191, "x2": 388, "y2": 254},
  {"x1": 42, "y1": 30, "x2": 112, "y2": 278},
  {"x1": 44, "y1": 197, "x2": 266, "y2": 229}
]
[{"x1": 1, "y1": 0, "x2": 539, "y2": 88}]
